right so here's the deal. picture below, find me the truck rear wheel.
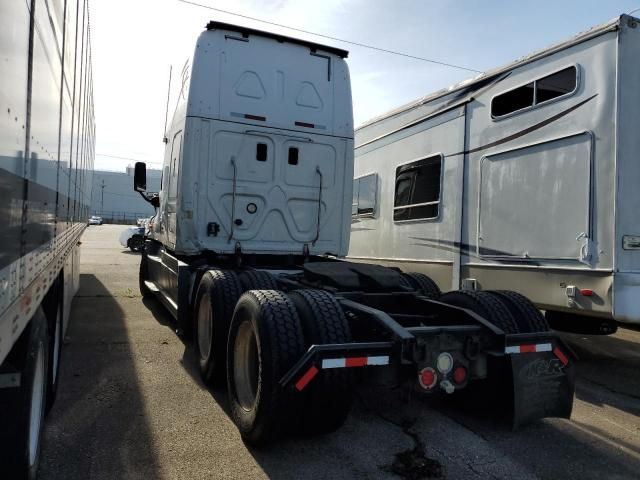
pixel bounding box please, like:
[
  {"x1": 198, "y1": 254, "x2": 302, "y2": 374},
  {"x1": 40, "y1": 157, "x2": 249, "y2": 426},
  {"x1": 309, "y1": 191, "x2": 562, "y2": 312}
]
[
  {"x1": 288, "y1": 289, "x2": 354, "y2": 435},
  {"x1": 400, "y1": 272, "x2": 441, "y2": 299},
  {"x1": 0, "y1": 307, "x2": 49, "y2": 480},
  {"x1": 486, "y1": 290, "x2": 549, "y2": 333},
  {"x1": 239, "y1": 270, "x2": 278, "y2": 291},
  {"x1": 440, "y1": 290, "x2": 519, "y2": 333},
  {"x1": 194, "y1": 270, "x2": 242, "y2": 386},
  {"x1": 227, "y1": 290, "x2": 305, "y2": 445}
]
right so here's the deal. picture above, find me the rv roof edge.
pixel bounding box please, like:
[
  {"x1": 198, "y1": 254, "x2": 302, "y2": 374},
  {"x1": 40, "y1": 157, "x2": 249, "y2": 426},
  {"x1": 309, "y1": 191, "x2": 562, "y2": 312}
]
[
  {"x1": 356, "y1": 14, "x2": 631, "y2": 131},
  {"x1": 205, "y1": 20, "x2": 349, "y2": 58}
]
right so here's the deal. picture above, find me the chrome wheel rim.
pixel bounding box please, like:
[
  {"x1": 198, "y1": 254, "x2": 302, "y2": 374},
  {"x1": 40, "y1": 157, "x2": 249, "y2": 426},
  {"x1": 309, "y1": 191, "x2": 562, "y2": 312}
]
[
  {"x1": 197, "y1": 292, "x2": 213, "y2": 361},
  {"x1": 233, "y1": 320, "x2": 259, "y2": 411},
  {"x1": 28, "y1": 341, "x2": 45, "y2": 467}
]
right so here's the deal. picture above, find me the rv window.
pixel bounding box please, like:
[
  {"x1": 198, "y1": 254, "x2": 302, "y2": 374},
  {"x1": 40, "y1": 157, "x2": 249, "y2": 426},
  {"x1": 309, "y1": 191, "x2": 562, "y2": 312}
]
[
  {"x1": 256, "y1": 143, "x2": 267, "y2": 162},
  {"x1": 536, "y1": 66, "x2": 576, "y2": 103},
  {"x1": 394, "y1": 155, "x2": 442, "y2": 221},
  {"x1": 491, "y1": 83, "x2": 534, "y2": 117},
  {"x1": 352, "y1": 173, "x2": 377, "y2": 217},
  {"x1": 492, "y1": 66, "x2": 578, "y2": 118}
]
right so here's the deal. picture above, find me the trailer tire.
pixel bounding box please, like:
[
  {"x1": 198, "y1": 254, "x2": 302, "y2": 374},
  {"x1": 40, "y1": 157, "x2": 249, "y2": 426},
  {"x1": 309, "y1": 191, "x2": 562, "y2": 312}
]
[
  {"x1": 440, "y1": 290, "x2": 519, "y2": 333},
  {"x1": 227, "y1": 290, "x2": 305, "y2": 445},
  {"x1": 400, "y1": 272, "x2": 441, "y2": 299},
  {"x1": 194, "y1": 270, "x2": 242, "y2": 386},
  {"x1": 0, "y1": 308, "x2": 49, "y2": 480},
  {"x1": 288, "y1": 289, "x2": 354, "y2": 435},
  {"x1": 487, "y1": 291, "x2": 550, "y2": 333},
  {"x1": 139, "y1": 249, "x2": 152, "y2": 299},
  {"x1": 45, "y1": 295, "x2": 63, "y2": 415},
  {"x1": 239, "y1": 270, "x2": 279, "y2": 291}
]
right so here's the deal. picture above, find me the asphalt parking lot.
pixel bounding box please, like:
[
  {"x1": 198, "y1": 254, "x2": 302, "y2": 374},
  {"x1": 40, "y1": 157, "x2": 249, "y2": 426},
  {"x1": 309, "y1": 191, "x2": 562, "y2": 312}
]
[{"x1": 39, "y1": 225, "x2": 640, "y2": 479}]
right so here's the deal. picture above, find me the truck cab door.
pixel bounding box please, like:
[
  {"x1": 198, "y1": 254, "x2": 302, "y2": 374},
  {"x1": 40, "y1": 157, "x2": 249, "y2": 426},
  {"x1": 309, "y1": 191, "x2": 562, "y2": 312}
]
[{"x1": 161, "y1": 131, "x2": 182, "y2": 249}]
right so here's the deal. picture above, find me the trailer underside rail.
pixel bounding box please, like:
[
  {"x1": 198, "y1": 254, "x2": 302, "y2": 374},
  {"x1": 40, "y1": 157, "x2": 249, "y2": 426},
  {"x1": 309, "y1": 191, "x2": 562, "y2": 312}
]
[
  {"x1": 405, "y1": 325, "x2": 483, "y2": 335},
  {"x1": 279, "y1": 341, "x2": 395, "y2": 391}
]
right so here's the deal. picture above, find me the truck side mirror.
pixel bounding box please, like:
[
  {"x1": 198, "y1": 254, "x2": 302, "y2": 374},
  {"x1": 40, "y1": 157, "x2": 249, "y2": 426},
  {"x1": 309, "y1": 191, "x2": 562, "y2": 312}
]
[{"x1": 134, "y1": 162, "x2": 147, "y2": 192}]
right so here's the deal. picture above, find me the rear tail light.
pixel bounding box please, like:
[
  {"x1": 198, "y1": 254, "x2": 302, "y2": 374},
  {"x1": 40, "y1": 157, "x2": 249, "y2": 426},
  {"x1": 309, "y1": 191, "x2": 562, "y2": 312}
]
[
  {"x1": 453, "y1": 366, "x2": 467, "y2": 384},
  {"x1": 418, "y1": 367, "x2": 437, "y2": 390}
]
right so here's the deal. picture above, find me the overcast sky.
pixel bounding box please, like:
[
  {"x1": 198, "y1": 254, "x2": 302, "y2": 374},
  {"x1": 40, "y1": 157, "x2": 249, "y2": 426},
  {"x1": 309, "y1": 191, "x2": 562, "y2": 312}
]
[{"x1": 91, "y1": 0, "x2": 639, "y2": 171}]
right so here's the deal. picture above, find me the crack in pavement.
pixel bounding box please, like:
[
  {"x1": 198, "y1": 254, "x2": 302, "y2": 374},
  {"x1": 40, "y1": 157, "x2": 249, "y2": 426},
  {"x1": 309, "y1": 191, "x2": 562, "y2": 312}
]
[{"x1": 356, "y1": 393, "x2": 445, "y2": 479}]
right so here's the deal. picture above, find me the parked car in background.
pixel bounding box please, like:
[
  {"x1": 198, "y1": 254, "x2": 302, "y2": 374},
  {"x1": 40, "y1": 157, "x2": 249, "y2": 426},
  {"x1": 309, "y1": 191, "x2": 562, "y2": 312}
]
[
  {"x1": 119, "y1": 225, "x2": 145, "y2": 252},
  {"x1": 88, "y1": 215, "x2": 103, "y2": 225}
]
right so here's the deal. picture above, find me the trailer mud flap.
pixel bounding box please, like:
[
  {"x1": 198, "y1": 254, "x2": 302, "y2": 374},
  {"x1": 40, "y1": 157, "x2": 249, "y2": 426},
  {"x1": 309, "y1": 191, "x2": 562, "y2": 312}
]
[{"x1": 510, "y1": 350, "x2": 575, "y2": 429}]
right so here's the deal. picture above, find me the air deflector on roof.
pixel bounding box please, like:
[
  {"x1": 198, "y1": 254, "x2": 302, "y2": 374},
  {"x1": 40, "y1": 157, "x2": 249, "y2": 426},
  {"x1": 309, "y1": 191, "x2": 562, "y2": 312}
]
[{"x1": 206, "y1": 21, "x2": 349, "y2": 58}]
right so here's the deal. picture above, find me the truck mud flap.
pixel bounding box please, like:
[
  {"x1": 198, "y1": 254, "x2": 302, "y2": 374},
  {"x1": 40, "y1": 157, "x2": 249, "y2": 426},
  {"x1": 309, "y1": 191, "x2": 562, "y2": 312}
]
[{"x1": 508, "y1": 339, "x2": 575, "y2": 429}]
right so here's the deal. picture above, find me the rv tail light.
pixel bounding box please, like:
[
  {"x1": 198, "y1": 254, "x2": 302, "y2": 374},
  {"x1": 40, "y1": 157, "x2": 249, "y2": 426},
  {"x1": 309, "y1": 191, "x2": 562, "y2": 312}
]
[
  {"x1": 580, "y1": 288, "x2": 593, "y2": 296},
  {"x1": 436, "y1": 352, "x2": 453, "y2": 374},
  {"x1": 453, "y1": 366, "x2": 467, "y2": 384},
  {"x1": 418, "y1": 367, "x2": 437, "y2": 390}
]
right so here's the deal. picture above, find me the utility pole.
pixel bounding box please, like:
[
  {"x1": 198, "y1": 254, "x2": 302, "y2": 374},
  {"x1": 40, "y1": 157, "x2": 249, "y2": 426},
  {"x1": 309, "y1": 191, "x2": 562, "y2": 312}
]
[{"x1": 101, "y1": 179, "x2": 105, "y2": 213}]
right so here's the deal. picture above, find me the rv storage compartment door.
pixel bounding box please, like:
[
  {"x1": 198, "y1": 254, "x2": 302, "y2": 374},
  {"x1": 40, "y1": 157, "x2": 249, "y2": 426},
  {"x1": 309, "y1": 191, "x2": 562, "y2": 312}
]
[{"x1": 478, "y1": 132, "x2": 592, "y2": 261}]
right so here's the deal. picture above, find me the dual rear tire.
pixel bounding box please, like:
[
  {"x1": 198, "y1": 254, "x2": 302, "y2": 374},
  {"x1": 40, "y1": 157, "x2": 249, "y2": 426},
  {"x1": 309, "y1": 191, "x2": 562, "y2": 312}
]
[
  {"x1": 400, "y1": 272, "x2": 441, "y2": 299},
  {"x1": 439, "y1": 289, "x2": 551, "y2": 415},
  {"x1": 439, "y1": 289, "x2": 549, "y2": 334},
  {"x1": 192, "y1": 269, "x2": 355, "y2": 445},
  {"x1": 193, "y1": 270, "x2": 242, "y2": 386},
  {"x1": 226, "y1": 288, "x2": 354, "y2": 445}
]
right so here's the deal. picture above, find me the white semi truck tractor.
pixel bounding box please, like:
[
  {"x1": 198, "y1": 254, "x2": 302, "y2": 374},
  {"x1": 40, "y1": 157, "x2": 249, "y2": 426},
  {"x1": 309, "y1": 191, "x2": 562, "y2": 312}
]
[
  {"x1": 134, "y1": 21, "x2": 575, "y2": 445},
  {"x1": 0, "y1": 1, "x2": 95, "y2": 477}
]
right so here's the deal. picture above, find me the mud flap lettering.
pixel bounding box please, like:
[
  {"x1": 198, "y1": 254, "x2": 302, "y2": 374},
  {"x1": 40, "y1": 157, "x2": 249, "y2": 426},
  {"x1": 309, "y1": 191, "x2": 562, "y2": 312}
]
[{"x1": 510, "y1": 352, "x2": 575, "y2": 429}]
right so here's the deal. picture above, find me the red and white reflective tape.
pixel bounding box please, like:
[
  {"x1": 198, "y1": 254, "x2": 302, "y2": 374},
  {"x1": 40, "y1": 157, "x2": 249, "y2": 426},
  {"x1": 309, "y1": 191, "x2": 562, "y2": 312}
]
[
  {"x1": 321, "y1": 355, "x2": 389, "y2": 369},
  {"x1": 295, "y1": 355, "x2": 390, "y2": 391},
  {"x1": 505, "y1": 343, "x2": 552, "y2": 354},
  {"x1": 553, "y1": 347, "x2": 569, "y2": 366}
]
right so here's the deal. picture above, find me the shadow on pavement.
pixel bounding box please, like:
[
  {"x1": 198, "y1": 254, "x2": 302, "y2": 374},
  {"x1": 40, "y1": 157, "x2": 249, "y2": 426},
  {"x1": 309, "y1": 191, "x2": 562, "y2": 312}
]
[
  {"x1": 142, "y1": 296, "x2": 232, "y2": 413},
  {"x1": 141, "y1": 296, "x2": 205, "y2": 390},
  {"x1": 39, "y1": 274, "x2": 162, "y2": 479},
  {"x1": 563, "y1": 331, "x2": 640, "y2": 417}
]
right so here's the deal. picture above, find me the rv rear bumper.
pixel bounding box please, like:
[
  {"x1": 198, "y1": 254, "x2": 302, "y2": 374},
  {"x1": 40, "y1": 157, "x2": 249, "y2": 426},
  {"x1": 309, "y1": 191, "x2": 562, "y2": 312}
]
[{"x1": 613, "y1": 272, "x2": 640, "y2": 324}]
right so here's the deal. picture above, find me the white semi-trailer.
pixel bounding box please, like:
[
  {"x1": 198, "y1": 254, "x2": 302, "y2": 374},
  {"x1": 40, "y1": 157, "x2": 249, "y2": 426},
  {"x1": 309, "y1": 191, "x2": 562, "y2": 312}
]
[
  {"x1": 0, "y1": 1, "x2": 94, "y2": 477},
  {"x1": 349, "y1": 15, "x2": 640, "y2": 335},
  {"x1": 134, "y1": 21, "x2": 575, "y2": 446}
]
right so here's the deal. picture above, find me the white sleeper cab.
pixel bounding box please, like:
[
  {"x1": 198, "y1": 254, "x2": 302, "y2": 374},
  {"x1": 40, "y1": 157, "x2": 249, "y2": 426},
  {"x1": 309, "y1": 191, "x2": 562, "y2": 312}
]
[{"x1": 133, "y1": 21, "x2": 575, "y2": 445}]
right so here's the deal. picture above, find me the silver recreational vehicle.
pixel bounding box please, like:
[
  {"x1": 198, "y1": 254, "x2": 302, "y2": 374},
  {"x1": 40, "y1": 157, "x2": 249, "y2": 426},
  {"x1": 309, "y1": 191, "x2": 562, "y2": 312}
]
[
  {"x1": 133, "y1": 22, "x2": 574, "y2": 445},
  {"x1": 350, "y1": 15, "x2": 640, "y2": 333},
  {"x1": 0, "y1": 1, "x2": 95, "y2": 477}
]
